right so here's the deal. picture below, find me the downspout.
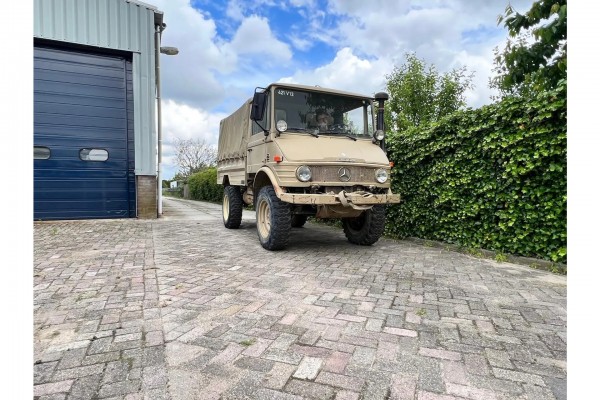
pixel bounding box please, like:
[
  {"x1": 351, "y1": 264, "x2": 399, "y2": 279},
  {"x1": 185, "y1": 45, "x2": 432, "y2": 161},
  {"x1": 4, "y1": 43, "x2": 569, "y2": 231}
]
[{"x1": 155, "y1": 23, "x2": 165, "y2": 216}]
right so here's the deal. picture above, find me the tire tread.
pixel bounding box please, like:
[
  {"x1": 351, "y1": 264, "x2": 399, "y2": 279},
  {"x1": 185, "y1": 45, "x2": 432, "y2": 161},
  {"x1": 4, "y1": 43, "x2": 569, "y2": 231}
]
[{"x1": 223, "y1": 186, "x2": 243, "y2": 229}]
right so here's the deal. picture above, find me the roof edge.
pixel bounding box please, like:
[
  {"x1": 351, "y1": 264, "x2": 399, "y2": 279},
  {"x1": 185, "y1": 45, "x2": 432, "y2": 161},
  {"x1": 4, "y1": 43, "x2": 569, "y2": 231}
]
[
  {"x1": 125, "y1": 0, "x2": 164, "y2": 25},
  {"x1": 268, "y1": 82, "x2": 374, "y2": 99}
]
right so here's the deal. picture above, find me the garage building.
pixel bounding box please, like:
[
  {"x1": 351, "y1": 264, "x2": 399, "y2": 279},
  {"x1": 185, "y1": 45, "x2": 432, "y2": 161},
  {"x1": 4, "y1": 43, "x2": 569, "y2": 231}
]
[{"x1": 34, "y1": 0, "x2": 166, "y2": 219}]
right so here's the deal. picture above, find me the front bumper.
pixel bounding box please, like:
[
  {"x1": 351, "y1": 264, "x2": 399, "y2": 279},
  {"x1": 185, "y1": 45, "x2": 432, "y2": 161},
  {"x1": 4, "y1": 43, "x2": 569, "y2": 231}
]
[{"x1": 278, "y1": 190, "x2": 401, "y2": 206}]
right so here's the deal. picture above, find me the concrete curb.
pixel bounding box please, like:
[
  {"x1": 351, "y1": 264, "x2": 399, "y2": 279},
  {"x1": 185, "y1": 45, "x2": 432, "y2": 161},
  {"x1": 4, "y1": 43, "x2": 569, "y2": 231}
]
[{"x1": 404, "y1": 237, "x2": 567, "y2": 275}]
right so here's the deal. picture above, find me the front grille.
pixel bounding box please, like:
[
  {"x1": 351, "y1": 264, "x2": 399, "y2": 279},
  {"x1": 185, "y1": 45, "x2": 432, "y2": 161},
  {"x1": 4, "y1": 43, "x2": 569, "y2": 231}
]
[{"x1": 310, "y1": 166, "x2": 374, "y2": 183}]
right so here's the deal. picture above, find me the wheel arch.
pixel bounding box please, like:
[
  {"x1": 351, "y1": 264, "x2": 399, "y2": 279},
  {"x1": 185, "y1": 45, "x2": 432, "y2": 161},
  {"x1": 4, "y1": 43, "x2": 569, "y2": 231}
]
[{"x1": 253, "y1": 167, "x2": 285, "y2": 198}]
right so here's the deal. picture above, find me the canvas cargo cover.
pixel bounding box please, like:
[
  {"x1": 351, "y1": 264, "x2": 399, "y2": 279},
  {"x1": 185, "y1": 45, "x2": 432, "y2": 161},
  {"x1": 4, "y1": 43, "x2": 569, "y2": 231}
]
[{"x1": 218, "y1": 99, "x2": 251, "y2": 161}]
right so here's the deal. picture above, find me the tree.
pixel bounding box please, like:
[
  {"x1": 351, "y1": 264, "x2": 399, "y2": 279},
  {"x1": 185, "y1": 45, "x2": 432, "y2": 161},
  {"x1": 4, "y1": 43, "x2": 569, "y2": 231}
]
[
  {"x1": 174, "y1": 138, "x2": 217, "y2": 178},
  {"x1": 385, "y1": 53, "x2": 474, "y2": 133},
  {"x1": 490, "y1": 0, "x2": 567, "y2": 97}
]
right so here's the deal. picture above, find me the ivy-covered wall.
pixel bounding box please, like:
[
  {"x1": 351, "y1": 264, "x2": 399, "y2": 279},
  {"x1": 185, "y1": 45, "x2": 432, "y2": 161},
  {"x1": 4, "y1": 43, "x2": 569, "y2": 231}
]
[{"x1": 385, "y1": 81, "x2": 566, "y2": 263}]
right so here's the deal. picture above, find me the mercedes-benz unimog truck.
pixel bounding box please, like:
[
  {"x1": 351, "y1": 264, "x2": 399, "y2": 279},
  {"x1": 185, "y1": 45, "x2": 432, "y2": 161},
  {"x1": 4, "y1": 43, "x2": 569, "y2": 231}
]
[{"x1": 217, "y1": 83, "x2": 400, "y2": 250}]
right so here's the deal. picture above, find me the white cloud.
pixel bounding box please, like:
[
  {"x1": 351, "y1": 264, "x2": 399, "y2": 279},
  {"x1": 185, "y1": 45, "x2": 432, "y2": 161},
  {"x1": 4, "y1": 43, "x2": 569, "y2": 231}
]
[
  {"x1": 161, "y1": 99, "x2": 226, "y2": 145},
  {"x1": 226, "y1": 0, "x2": 245, "y2": 21},
  {"x1": 151, "y1": 0, "x2": 238, "y2": 108},
  {"x1": 160, "y1": 99, "x2": 227, "y2": 178},
  {"x1": 226, "y1": 15, "x2": 292, "y2": 62},
  {"x1": 450, "y1": 51, "x2": 496, "y2": 107},
  {"x1": 151, "y1": 0, "x2": 542, "y2": 180},
  {"x1": 319, "y1": 0, "x2": 536, "y2": 107},
  {"x1": 287, "y1": 34, "x2": 313, "y2": 51},
  {"x1": 280, "y1": 47, "x2": 392, "y2": 95}
]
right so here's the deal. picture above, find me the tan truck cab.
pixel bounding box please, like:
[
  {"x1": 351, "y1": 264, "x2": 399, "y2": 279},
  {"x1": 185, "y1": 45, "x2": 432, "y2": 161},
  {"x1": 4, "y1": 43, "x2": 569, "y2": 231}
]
[{"x1": 217, "y1": 83, "x2": 400, "y2": 250}]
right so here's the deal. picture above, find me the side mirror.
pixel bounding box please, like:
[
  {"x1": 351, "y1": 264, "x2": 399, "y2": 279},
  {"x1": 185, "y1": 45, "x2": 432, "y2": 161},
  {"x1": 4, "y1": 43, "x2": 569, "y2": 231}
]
[
  {"x1": 374, "y1": 92, "x2": 389, "y2": 152},
  {"x1": 250, "y1": 91, "x2": 267, "y2": 121},
  {"x1": 374, "y1": 92, "x2": 388, "y2": 132}
]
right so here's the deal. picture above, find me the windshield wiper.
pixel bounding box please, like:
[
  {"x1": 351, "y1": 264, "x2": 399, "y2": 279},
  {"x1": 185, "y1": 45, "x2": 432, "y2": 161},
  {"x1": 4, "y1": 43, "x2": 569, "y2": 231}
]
[
  {"x1": 321, "y1": 131, "x2": 357, "y2": 141},
  {"x1": 287, "y1": 127, "x2": 319, "y2": 138}
]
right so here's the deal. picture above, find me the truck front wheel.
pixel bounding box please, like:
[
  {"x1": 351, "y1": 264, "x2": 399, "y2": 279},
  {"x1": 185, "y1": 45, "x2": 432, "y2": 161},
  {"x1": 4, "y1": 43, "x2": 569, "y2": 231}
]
[
  {"x1": 342, "y1": 205, "x2": 386, "y2": 245},
  {"x1": 223, "y1": 186, "x2": 243, "y2": 229},
  {"x1": 256, "y1": 186, "x2": 291, "y2": 250}
]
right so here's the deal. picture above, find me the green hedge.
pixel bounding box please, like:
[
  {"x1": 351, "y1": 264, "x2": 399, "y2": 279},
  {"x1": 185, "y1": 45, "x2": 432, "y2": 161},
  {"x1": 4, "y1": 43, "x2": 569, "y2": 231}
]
[
  {"x1": 188, "y1": 167, "x2": 223, "y2": 203},
  {"x1": 385, "y1": 80, "x2": 566, "y2": 264}
]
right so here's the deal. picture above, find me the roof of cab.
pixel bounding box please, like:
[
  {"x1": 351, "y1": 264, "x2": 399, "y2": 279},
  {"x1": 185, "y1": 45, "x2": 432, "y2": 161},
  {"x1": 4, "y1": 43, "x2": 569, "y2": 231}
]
[{"x1": 267, "y1": 82, "x2": 373, "y2": 99}]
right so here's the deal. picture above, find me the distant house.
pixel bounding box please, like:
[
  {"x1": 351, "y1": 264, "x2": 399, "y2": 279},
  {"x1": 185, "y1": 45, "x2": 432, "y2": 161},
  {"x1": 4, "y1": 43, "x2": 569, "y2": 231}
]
[{"x1": 34, "y1": 0, "x2": 167, "y2": 220}]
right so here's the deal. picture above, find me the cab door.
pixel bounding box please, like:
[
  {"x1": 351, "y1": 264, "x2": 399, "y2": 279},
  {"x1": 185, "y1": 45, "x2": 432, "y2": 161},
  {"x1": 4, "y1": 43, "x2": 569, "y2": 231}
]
[{"x1": 247, "y1": 94, "x2": 270, "y2": 173}]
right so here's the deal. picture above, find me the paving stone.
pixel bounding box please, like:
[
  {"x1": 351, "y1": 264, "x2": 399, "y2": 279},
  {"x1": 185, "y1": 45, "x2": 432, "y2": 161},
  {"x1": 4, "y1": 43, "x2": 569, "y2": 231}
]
[
  {"x1": 33, "y1": 203, "x2": 567, "y2": 400},
  {"x1": 315, "y1": 339, "x2": 355, "y2": 353},
  {"x1": 142, "y1": 365, "x2": 169, "y2": 388},
  {"x1": 315, "y1": 372, "x2": 364, "y2": 391},
  {"x1": 52, "y1": 363, "x2": 105, "y2": 380},
  {"x1": 365, "y1": 318, "x2": 384, "y2": 332},
  {"x1": 242, "y1": 337, "x2": 273, "y2": 357},
  {"x1": 523, "y1": 383, "x2": 557, "y2": 400},
  {"x1": 492, "y1": 367, "x2": 546, "y2": 386},
  {"x1": 441, "y1": 361, "x2": 469, "y2": 385},
  {"x1": 34, "y1": 361, "x2": 58, "y2": 384},
  {"x1": 67, "y1": 374, "x2": 103, "y2": 399},
  {"x1": 485, "y1": 348, "x2": 514, "y2": 369},
  {"x1": 335, "y1": 390, "x2": 360, "y2": 400},
  {"x1": 284, "y1": 379, "x2": 335, "y2": 399},
  {"x1": 384, "y1": 327, "x2": 418, "y2": 337},
  {"x1": 293, "y1": 356, "x2": 323, "y2": 380},
  {"x1": 98, "y1": 379, "x2": 141, "y2": 397},
  {"x1": 263, "y1": 362, "x2": 298, "y2": 390},
  {"x1": 360, "y1": 370, "x2": 392, "y2": 400},
  {"x1": 254, "y1": 388, "x2": 304, "y2": 400},
  {"x1": 324, "y1": 351, "x2": 352, "y2": 374},
  {"x1": 102, "y1": 360, "x2": 131, "y2": 383},
  {"x1": 348, "y1": 346, "x2": 376, "y2": 370},
  {"x1": 445, "y1": 382, "x2": 499, "y2": 399},
  {"x1": 468, "y1": 374, "x2": 525, "y2": 396},
  {"x1": 543, "y1": 377, "x2": 566, "y2": 400},
  {"x1": 234, "y1": 356, "x2": 275, "y2": 372},
  {"x1": 419, "y1": 347, "x2": 462, "y2": 361},
  {"x1": 290, "y1": 344, "x2": 331, "y2": 358},
  {"x1": 220, "y1": 371, "x2": 264, "y2": 400},
  {"x1": 38, "y1": 394, "x2": 67, "y2": 400},
  {"x1": 34, "y1": 380, "x2": 74, "y2": 396},
  {"x1": 389, "y1": 374, "x2": 417, "y2": 400}
]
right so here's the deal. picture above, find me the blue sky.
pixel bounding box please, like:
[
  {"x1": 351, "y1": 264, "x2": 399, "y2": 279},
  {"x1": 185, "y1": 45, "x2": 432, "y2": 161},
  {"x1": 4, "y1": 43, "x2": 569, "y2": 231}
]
[{"x1": 151, "y1": 0, "x2": 534, "y2": 180}]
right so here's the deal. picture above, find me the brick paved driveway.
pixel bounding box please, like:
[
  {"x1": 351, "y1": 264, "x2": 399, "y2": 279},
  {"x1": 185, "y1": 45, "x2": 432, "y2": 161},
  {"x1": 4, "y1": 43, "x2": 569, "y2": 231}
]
[{"x1": 34, "y1": 197, "x2": 567, "y2": 400}]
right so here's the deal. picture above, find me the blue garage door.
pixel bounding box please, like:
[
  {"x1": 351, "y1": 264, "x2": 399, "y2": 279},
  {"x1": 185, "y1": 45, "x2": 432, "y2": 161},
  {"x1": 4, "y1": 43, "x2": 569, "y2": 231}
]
[{"x1": 34, "y1": 45, "x2": 135, "y2": 220}]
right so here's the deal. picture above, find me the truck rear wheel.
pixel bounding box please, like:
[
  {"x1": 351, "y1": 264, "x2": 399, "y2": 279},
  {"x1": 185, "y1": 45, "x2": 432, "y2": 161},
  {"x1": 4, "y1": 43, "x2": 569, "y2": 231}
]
[
  {"x1": 256, "y1": 186, "x2": 291, "y2": 250},
  {"x1": 342, "y1": 205, "x2": 386, "y2": 245},
  {"x1": 223, "y1": 186, "x2": 243, "y2": 229},
  {"x1": 291, "y1": 215, "x2": 308, "y2": 228}
]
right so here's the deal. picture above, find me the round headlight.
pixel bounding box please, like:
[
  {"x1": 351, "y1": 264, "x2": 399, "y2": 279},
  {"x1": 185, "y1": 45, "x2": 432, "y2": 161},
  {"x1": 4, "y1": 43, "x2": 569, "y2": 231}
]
[
  {"x1": 374, "y1": 130, "x2": 385, "y2": 141},
  {"x1": 296, "y1": 165, "x2": 312, "y2": 182},
  {"x1": 277, "y1": 120, "x2": 288, "y2": 132},
  {"x1": 375, "y1": 168, "x2": 388, "y2": 183}
]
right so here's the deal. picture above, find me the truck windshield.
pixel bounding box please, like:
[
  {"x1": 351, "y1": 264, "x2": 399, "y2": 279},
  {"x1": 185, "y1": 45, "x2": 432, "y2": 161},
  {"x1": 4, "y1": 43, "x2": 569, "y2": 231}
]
[{"x1": 273, "y1": 88, "x2": 374, "y2": 138}]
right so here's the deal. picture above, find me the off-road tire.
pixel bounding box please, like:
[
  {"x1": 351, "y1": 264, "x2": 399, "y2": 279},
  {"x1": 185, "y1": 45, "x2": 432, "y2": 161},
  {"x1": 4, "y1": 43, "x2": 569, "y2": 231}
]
[
  {"x1": 342, "y1": 205, "x2": 386, "y2": 245},
  {"x1": 223, "y1": 186, "x2": 243, "y2": 229},
  {"x1": 256, "y1": 186, "x2": 291, "y2": 250},
  {"x1": 291, "y1": 214, "x2": 308, "y2": 228}
]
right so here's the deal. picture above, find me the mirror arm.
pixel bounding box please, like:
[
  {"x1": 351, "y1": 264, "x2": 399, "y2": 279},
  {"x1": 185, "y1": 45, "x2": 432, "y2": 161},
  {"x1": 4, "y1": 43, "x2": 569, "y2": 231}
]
[{"x1": 254, "y1": 121, "x2": 269, "y2": 136}]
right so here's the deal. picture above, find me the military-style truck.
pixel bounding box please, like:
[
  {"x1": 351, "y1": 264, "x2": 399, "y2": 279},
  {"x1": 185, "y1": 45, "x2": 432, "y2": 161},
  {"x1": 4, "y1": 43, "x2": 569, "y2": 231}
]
[{"x1": 217, "y1": 83, "x2": 400, "y2": 250}]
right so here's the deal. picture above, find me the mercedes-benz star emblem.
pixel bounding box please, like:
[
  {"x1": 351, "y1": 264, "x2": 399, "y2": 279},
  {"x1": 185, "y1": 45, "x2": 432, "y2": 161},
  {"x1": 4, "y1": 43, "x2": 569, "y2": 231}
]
[{"x1": 338, "y1": 167, "x2": 351, "y2": 182}]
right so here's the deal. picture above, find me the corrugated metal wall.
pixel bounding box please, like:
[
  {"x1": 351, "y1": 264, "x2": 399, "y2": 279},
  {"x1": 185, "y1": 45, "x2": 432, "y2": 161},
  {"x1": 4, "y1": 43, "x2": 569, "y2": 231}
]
[{"x1": 34, "y1": 0, "x2": 160, "y2": 175}]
